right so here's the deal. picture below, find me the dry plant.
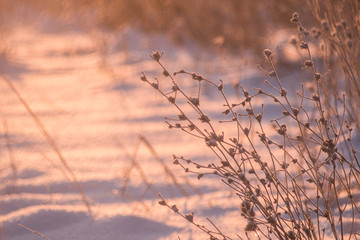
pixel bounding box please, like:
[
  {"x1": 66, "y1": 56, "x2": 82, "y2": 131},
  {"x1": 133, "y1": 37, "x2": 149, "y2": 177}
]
[
  {"x1": 304, "y1": 0, "x2": 360, "y2": 136},
  {"x1": 17, "y1": 224, "x2": 50, "y2": 240},
  {"x1": 0, "y1": 0, "x2": 307, "y2": 54},
  {"x1": 141, "y1": 12, "x2": 360, "y2": 240},
  {"x1": 0, "y1": 74, "x2": 91, "y2": 214},
  {"x1": 118, "y1": 135, "x2": 200, "y2": 213},
  {"x1": 2, "y1": 119, "x2": 17, "y2": 193}
]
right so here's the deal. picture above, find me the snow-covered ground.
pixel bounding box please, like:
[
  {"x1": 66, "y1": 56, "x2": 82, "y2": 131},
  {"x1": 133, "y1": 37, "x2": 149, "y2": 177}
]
[
  {"x1": 0, "y1": 22, "x2": 268, "y2": 240},
  {"x1": 1, "y1": 16, "x2": 357, "y2": 239}
]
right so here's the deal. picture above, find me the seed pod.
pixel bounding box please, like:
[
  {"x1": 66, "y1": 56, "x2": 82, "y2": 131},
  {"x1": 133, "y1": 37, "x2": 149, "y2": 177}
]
[
  {"x1": 158, "y1": 200, "x2": 166, "y2": 206},
  {"x1": 312, "y1": 93, "x2": 320, "y2": 101},
  {"x1": 168, "y1": 96, "x2": 175, "y2": 103},
  {"x1": 268, "y1": 71, "x2": 276, "y2": 77},
  {"x1": 199, "y1": 114, "x2": 210, "y2": 123},
  {"x1": 151, "y1": 50, "x2": 162, "y2": 61},
  {"x1": 151, "y1": 83, "x2": 159, "y2": 89},
  {"x1": 291, "y1": 107, "x2": 299, "y2": 116},
  {"x1": 238, "y1": 172, "x2": 246, "y2": 181},
  {"x1": 185, "y1": 212, "x2": 194, "y2": 222},
  {"x1": 178, "y1": 113, "x2": 186, "y2": 120},
  {"x1": 245, "y1": 220, "x2": 257, "y2": 231},
  {"x1": 171, "y1": 205, "x2": 178, "y2": 213},
  {"x1": 255, "y1": 113, "x2": 262, "y2": 123},
  {"x1": 241, "y1": 200, "x2": 251, "y2": 213},
  {"x1": 246, "y1": 108, "x2": 254, "y2": 115},
  {"x1": 189, "y1": 97, "x2": 200, "y2": 106},
  {"x1": 304, "y1": 60, "x2": 313, "y2": 67},
  {"x1": 140, "y1": 74, "x2": 147, "y2": 82},
  {"x1": 300, "y1": 41, "x2": 308, "y2": 49},
  {"x1": 263, "y1": 49, "x2": 272, "y2": 58},
  {"x1": 243, "y1": 128, "x2": 250, "y2": 136},
  {"x1": 163, "y1": 70, "x2": 170, "y2": 77},
  {"x1": 282, "y1": 111, "x2": 290, "y2": 116},
  {"x1": 191, "y1": 72, "x2": 203, "y2": 81},
  {"x1": 290, "y1": 12, "x2": 299, "y2": 23}
]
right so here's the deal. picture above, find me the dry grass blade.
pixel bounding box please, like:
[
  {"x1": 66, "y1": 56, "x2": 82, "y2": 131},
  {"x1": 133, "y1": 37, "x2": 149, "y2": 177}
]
[
  {"x1": 139, "y1": 135, "x2": 201, "y2": 197},
  {"x1": 0, "y1": 74, "x2": 91, "y2": 214},
  {"x1": 2, "y1": 118, "x2": 17, "y2": 191},
  {"x1": 120, "y1": 135, "x2": 201, "y2": 204},
  {"x1": 17, "y1": 224, "x2": 50, "y2": 240},
  {"x1": 119, "y1": 140, "x2": 157, "y2": 196}
]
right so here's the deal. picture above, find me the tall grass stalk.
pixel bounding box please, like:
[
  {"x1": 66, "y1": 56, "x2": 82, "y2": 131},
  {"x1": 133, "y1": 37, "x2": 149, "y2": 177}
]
[{"x1": 0, "y1": 74, "x2": 92, "y2": 214}]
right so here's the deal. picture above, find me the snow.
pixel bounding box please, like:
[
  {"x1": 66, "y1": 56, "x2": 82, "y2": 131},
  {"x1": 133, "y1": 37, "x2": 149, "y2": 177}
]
[
  {"x1": 1, "y1": 17, "x2": 357, "y2": 240},
  {"x1": 0, "y1": 23, "x2": 254, "y2": 240}
]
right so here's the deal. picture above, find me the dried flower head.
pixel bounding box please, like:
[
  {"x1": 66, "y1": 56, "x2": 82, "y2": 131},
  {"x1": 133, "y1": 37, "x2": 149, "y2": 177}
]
[
  {"x1": 158, "y1": 200, "x2": 166, "y2": 206},
  {"x1": 171, "y1": 205, "x2": 178, "y2": 213},
  {"x1": 163, "y1": 70, "x2": 170, "y2": 77},
  {"x1": 185, "y1": 212, "x2": 194, "y2": 222},
  {"x1": 263, "y1": 49, "x2": 272, "y2": 59},
  {"x1": 245, "y1": 219, "x2": 257, "y2": 231},
  {"x1": 312, "y1": 93, "x2": 320, "y2": 101},
  {"x1": 290, "y1": 12, "x2": 299, "y2": 23},
  {"x1": 300, "y1": 41, "x2": 308, "y2": 49},
  {"x1": 189, "y1": 97, "x2": 200, "y2": 106},
  {"x1": 168, "y1": 96, "x2": 175, "y2": 103},
  {"x1": 199, "y1": 114, "x2": 210, "y2": 123},
  {"x1": 140, "y1": 74, "x2": 147, "y2": 82},
  {"x1": 191, "y1": 72, "x2": 204, "y2": 81},
  {"x1": 151, "y1": 50, "x2": 163, "y2": 61},
  {"x1": 151, "y1": 82, "x2": 159, "y2": 89},
  {"x1": 268, "y1": 71, "x2": 276, "y2": 77},
  {"x1": 241, "y1": 200, "x2": 251, "y2": 213},
  {"x1": 304, "y1": 60, "x2": 313, "y2": 67}
]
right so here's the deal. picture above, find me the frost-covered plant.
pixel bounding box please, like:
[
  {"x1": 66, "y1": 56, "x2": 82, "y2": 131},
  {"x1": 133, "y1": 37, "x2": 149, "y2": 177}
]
[{"x1": 142, "y1": 12, "x2": 359, "y2": 240}]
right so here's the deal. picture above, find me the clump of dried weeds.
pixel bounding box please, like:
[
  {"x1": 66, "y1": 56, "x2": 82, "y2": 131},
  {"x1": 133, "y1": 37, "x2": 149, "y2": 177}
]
[{"x1": 142, "y1": 9, "x2": 359, "y2": 240}]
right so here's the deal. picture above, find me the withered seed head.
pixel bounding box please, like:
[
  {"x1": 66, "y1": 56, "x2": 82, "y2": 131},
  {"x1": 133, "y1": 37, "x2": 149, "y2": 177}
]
[
  {"x1": 263, "y1": 49, "x2": 272, "y2": 58},
  {"x1": 189, "y1": 97, "x2": 200, "y2": 106},
  {"x1": 185, "y1": 212, "x2": 194, "y2": 222},
  {"x1": 171, "y1": 205, "x2": 178, "y2": 213},
  {"x1": 140, "y1": 74, "x2": 147, "y2": 82},
  {"x1": 151, "y1": 50, "x2": 163, "y2": 61},
  {"x1": 151, "y1": 83, "x2": 159, "y2": 89},
  {"x1": 245, "y1": 220, "x2": 257, "y2": 231},
  {"x1": 163, "y1": 70, "x2": 170, "y2": 77},
  {"x1": 168, "y1": 96, "x2": 175, "y2": 103},
  {"x1": 199, "y1": 114, "x2": 210, "y2": 123},
  {"x1": 300, "y1": 41, "x2": 308, "y2": 49},
  {"x1": 304, "y1": 60, "x2": 313, "y2": 67},
  {"x1": 268, "y1": 71, "x2": 276, "y2": 77},
  {"x1": 290, "y1": 12, "x2": 299, "y2": 23}
]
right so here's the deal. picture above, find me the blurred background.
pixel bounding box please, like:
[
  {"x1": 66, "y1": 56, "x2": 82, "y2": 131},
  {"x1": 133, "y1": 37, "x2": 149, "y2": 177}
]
[{"x1": 0, "y1": 0, "x2": 316, "y2": 57}]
